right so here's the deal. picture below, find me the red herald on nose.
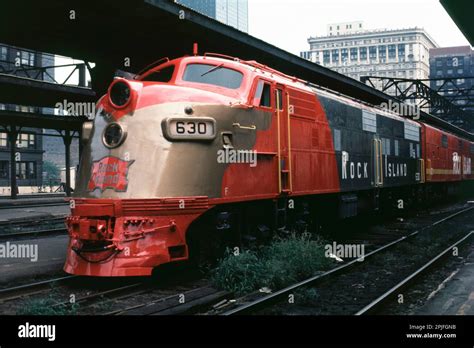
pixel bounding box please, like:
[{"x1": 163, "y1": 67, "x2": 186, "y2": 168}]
[{"x1": 87, "y1": 156, "x2": 134, "y2": 192}]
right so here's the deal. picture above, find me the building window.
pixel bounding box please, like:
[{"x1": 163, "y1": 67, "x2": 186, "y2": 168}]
[
  {"x1": 457, "y1": 78, "x2": 465, "y2": 84},
  {"x1": 341, "y1": 48, "x2": 348, "y2": 63},
  {"x1": 379, "y1": 45, "x2": 386, "y2": 59},
  {"x1": 20, "y1": 51, "x2": 35, "y2": 66},
  {"x1": 331, "y1": 49, "x2": 339, "y2": 63},
  {"x1": 388, "y1": 45, "x2": 396, "y2": 59},
  {"x1": 0, "y1": 46, "x2": 7, "y2": 61},
  {"x1": 0, "y1": 161, "x2": 8, "y2": 179},
  {"x1": 323, "y1": 50, "x2": 330, "y2": 64},
  {"x1": 457, "y1": 68, "x2": 463, "y2": 74},
  {"x1": 16, "y1": 133, "x2": 36, "y2": 149},
  {"x1": 15, "y1": 161, "x2": 36, "y2": 180},
  {"x1": 447, "y1": 69, "x2": 453, "y2": 74},
  {"x1": 360, "y1": 47, "x2": 367, "y2": 61},
  {"x1": 436, "y1": 60, "x2": 442, "y2": 67},
  {"x1": 0, "y1": 133, "x2": 7, "y2": 147},
  {"x1": 394, "y1": 140, "x2": 400, "y2": 156},
  {"x1": 398, "y1": 44, "x2": 405, "y2": 60},
  {"x1": 369, "y1": 46, "x2": 377, "y2": 60},
  {"x1": 350, "y1": 48, "x2": 358, "y2": 61}
]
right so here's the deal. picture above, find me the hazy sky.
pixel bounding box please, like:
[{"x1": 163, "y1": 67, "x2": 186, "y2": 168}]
[{"x1": 248, "y1": 0, "x2": 471, "y2": 55}]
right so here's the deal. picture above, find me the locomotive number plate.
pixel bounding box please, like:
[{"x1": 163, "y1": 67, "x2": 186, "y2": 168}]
[{"x1": 163, "y1": 117, "x2": 216, "y2": 141}]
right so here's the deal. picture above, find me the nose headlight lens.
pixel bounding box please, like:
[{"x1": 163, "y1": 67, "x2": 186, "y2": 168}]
[
  {"x1": 102, "y1": 123, "x2": 126, "y2": 148},
  {"x1": 109, "y1": 80, "x2": 131, "y2": 108}
]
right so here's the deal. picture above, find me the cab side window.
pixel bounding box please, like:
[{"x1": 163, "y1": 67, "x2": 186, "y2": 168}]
[{"x1": 253, "y1": 80, "x2": 271, "y2": 108}]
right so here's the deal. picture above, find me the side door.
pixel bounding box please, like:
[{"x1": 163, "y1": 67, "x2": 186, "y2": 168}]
[
  {"x1": 275, "y1": 84, "x2": 292, "y2": 194},
  {"x1": 373, "y1": 135, "x2": 383, "y2": 187}
]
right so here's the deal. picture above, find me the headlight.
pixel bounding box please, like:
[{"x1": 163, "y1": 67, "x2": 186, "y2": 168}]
[
  {"x1": 102, "y1": 123, "x2": 126, "y2": 148},
  {"x1": 109, "y1": 80, "x2": 131, "y2": 108}
]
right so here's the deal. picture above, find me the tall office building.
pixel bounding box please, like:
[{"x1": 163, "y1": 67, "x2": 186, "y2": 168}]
[
  {"x1": 429, "y1": 46, "x2": 474, "y2": 113},
  {"x1": 177, "y1": 0, "x2": 248, "y2": 32},
  {"x1": 300, "y1": 22, "x2": 438, "y2": 95}
]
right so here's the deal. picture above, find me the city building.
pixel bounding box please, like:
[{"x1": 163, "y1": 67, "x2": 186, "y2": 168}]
[
  {"x1": 176, "y1": 0, "x2": 248, "y2": 32},
  {"x1": 0, "y1": 43, "x2": 50, "y2": 191},
  {"x1": 429, "y1": 46, "x2": 474, "y2": 113},
  {"x1": 300, "y1": 22, "x2": 438, "y2": 94}
]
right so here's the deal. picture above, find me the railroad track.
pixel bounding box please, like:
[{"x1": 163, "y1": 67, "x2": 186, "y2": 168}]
[
  {"x1": 0, "y1": 227, "x2": 67, "y2": 240},
  {"x1": 0, "y1": 216, "x2": 66, "y2": 227},
  {"x1": 0, "y1": 202, "x2": 68, "y2": 210},
  {"x1": 1, "y1": 202, "x2": 472, "y2": 316},
  {"x1": 0, "y1": 275, "x2": 77, "y2": 303},
  {"x1": 355, "y1": 230, "x2": 474, "y2": 315},
  {"x1": 212, "y1": 204, "x2": 474, "y2": 315},
  {"x1": 106, "y1": 285, "x2": 229, "y2": 315},
  {"x1": 0, "y1": 266, "x2": 222, "y2": 315}
]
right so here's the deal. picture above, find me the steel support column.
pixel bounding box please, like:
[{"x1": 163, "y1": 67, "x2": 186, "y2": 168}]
[
  {"x1": 61, "y1": 130, "x2": 73, "y2": 197},
  {"x1": 6, "y1": 126, "x2": 19, "y2": 199}
]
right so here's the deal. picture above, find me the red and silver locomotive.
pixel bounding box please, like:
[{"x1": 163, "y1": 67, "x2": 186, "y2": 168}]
[{"x1": 64, "y1": 52, "x2": 474, "y2": 277}]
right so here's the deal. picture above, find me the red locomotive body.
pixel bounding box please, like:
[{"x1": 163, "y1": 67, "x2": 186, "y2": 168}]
[{"x1": 64, "y1": 53, "x2": 474, "y2": 277}]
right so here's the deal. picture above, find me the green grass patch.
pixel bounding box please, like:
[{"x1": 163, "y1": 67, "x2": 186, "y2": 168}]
[{"x1": 211, "y1": 233, "x2": 334, "y2": 296}]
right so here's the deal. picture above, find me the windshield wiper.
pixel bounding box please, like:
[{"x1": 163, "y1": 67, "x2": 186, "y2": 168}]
[{"x1": 200, "y1": 63, "x2": 224, "y2": 77}]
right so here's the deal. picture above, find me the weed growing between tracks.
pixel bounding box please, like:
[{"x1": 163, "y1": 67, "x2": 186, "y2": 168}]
[
  {"x1": 18, "y1": 295, "x2": 79, "y2": 315},
  {"x1": 211, "y1": 233, "x2": 334, "y2": 295}
]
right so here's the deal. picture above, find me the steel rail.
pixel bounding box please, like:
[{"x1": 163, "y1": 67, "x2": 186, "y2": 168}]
[
  {"x1": 0, "y1": 275, "x2": 77, "y2": 302},
  {"x1": 221, "y1": 205, "x2": 474, "y2": 315},
  {"x1": 0, "y1": 227, "x2": 67, "y2": 239},
  {"x1": 355, "y1": 230, "x2": 474, "y2": 315}
]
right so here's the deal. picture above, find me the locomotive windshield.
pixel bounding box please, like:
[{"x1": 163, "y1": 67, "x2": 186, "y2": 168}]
[{"x1": 183, "y1": 63, "x2": 243, "y2": 89}]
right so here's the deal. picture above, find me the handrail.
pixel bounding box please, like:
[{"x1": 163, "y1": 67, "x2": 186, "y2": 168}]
[
  {"x1": 276, "y1": 90, "x2": 282, "y2": 193},
  {"x1": 232, "y1": 123, "x2": 256, "y2": 130},
  {"x1": 136, "y1": 57, "x2": 170, "y2": 76},
  {"x1": 287, "y1": 92, "x2": 293, "y2": 192}
]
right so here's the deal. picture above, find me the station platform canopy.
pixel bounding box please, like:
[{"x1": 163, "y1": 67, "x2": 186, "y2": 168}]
[{"x1": 441, "y1": 0, "x2": 474, "y2": 46}]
